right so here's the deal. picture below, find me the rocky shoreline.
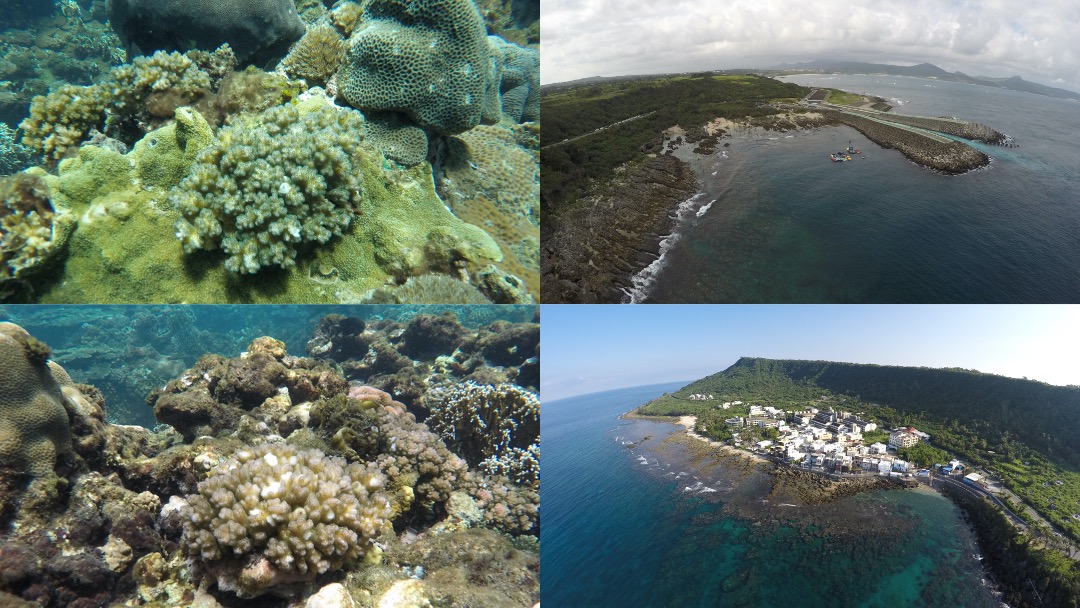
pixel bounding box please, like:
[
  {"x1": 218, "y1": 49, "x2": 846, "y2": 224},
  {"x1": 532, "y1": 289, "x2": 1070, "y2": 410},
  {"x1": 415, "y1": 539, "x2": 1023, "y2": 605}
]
[{"x1": 540, "y1": 154, "x2": 698, "y2": 303}]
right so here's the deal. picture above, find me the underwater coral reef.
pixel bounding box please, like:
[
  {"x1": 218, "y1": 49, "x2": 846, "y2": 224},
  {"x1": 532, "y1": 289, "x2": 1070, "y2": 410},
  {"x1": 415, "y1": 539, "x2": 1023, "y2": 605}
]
[
  {"x1": 0, "y1": 0, "x2": 539, "y2": 304},
  {"x1": 0, "y1": 308, "x2": 540, "y2": 607}
]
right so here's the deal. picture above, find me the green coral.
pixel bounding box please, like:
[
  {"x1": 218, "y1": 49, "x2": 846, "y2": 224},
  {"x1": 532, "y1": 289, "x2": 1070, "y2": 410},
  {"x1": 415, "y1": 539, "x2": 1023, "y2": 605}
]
[
  {"x1": 338, "y1": 0, "x2": 494, "y2": 135},
  {"x1": 362, "y1": 274, "x2": 491, "y2": 304},
  {"x1": 129, "y1": 107, "x2": 214, "y2": 190},
  {"x1": 172, "y1": 103, "x2": 365, "y2": 274},
  {"x1": 182, "y1": 443, "x2": 391, "y2": 597},
  {"x1": 19, "y1": 51, "x2": 210, "y2": 160}
]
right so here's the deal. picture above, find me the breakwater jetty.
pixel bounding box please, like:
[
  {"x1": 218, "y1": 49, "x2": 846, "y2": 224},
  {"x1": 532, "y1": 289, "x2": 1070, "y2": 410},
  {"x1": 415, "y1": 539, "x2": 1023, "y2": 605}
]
[
  {"x1": 830, "y1": 105, "x2": 1008, "y2": 144},
  {"x1": 820, "y1": 108, "x2": 991, "y2": 173}
]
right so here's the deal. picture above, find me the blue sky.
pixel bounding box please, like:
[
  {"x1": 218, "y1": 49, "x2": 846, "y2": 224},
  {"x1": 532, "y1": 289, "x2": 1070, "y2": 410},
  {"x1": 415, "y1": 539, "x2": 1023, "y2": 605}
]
[
  {"x1": 541, "y1": 305, "x2": 1080, "y2": 402},
  {"x1": 542, "y1": 0, "x2": 1080, "y2": 92}
]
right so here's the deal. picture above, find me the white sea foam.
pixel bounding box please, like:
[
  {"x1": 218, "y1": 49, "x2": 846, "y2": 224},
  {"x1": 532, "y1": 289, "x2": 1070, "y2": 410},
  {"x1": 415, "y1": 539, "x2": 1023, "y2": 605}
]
[
  {"x1": 620, "y1": 192, "x2": 707, "y2": 303},
  {"x1": 699, "y1": 487, "x2": 717, "y2": 494},
  {"x1": 695, "y1": 200, "x2": 715, "y2": 218}
]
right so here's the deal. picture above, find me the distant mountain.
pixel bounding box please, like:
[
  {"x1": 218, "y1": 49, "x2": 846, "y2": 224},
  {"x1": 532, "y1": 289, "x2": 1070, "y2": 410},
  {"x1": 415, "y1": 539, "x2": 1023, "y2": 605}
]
[{"x1": 770, "y1": 60, "x2": 1080, "y2": 101}]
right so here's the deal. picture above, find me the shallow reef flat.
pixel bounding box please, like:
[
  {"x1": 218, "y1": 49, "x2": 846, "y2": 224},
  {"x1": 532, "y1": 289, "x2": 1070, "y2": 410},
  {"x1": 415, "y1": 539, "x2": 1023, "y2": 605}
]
[
  {"x1": 0, "y1": 306, "x2": 539, "y2": 607},
  {"x1": 0, "y1": 0, "x2": 539, "y2": 304}
]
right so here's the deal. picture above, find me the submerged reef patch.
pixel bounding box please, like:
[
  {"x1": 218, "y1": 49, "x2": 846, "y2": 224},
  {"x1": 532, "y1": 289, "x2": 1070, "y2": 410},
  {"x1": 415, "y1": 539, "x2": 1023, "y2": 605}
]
[{"x1": 0, "y1": 315, "x2": 539, "y2": 606}]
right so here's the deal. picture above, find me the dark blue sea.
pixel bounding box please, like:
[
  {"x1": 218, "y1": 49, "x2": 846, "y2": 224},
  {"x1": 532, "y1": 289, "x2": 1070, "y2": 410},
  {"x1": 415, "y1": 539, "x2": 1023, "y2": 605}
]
[
  {"x1": 542, "y1": 383, "x2": 1002, "y2": 607},
  {"x1": 632, "y1": 74, "x2": 1080, "y2": 303}
]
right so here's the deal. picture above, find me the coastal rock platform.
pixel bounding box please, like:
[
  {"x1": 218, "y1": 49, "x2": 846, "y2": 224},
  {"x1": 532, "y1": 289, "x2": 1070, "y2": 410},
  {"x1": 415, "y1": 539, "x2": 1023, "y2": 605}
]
[{"x1": 540, "y1": 154, "x2": 697, "y2": 303}]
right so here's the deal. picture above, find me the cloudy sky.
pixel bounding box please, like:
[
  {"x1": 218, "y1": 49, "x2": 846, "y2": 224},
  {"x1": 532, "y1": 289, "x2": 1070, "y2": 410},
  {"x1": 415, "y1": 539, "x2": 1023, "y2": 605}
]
[
  {"x1": 542, "y1": 0, "x2": 1080, "y2": 92},
  {"x1": 542, "y1": 305, "x2": 1080, "y2": 402}
]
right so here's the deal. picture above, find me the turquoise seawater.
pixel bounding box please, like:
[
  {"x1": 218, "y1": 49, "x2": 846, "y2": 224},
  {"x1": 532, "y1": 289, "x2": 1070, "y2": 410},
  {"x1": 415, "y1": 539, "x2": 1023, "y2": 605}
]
[
  {"x1": 634, "y1": 75, "x2": 1080, "y2": 303},
  {"x1": 542, "y1": 383, "x2": 1001, "y2": 607},
  {"x1": 0, "y1": 304, "x2": 536, "y2": 427}
]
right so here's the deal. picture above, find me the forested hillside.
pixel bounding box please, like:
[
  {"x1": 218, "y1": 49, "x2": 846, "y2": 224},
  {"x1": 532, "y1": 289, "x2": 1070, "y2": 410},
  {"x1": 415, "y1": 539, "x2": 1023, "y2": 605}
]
[{"x1": 541, "y1": 74, "x2": 808, "y2": 219}]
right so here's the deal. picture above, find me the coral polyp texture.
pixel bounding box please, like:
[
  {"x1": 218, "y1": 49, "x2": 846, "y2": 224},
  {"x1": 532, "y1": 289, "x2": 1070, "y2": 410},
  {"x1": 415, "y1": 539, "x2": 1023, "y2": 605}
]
[
  {"x1": 171, "y1": 103, "x2": 365, "y2": 273},
  {"x1": 182, "y1": 443, "x2": 391, "y2": 597},
  {"x1": 0, "y1": 322, "x2": 74, "y2": 478},
  {"x1": 339, "y1": 0, "x2": 493, "y2": 135},
  {"x1": 428, "y1": 382, "x2": 540, "y2": 487}
]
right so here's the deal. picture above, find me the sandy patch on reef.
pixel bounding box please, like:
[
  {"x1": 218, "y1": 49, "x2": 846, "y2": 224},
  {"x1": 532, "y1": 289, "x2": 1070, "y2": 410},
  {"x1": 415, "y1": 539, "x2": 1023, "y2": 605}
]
[
  {"x1": 676, "y1": 415, "x2": 769, "y2": 464},
  {"x1": 704, "y1": 117, "x2": 743, "y2": 135}
]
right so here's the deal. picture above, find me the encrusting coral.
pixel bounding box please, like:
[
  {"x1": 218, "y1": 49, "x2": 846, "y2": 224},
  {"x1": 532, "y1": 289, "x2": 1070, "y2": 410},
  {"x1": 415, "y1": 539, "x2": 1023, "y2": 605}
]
[
  {"x1": 182, "y1": 443, "x2": 391, "y2": 597},
  {"x1": 171, "y1": 103, "x2": 365, "y2": 274}
]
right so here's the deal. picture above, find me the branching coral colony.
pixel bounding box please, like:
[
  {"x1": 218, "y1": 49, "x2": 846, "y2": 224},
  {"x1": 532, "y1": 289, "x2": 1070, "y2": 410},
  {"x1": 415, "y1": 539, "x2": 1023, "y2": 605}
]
[
  {"x1": 0, "y1": 313, "x2": 539, "y2": 606},
  {"x1": 2, "y1": 0, "x2": 539, "y2": 304}
]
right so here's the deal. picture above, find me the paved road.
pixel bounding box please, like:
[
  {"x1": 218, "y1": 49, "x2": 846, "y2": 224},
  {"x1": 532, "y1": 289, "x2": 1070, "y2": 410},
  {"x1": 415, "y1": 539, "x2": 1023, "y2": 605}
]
[{"x1": 541, "y1": 111, "x2": 657, "y2": 150}]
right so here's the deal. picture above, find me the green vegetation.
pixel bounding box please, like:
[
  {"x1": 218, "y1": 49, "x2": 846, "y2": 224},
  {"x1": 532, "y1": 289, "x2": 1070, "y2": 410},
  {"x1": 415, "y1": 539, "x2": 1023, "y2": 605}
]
[
  {"x1": 541, "y1": 74, "x2": 809, "y2": 219},
  {"x1": 897, "y1": 442, "x2": 950, "y2": 469},
  {"x1": 861, "y1": 428, "x2": 889, "y2": 445},
  {"x1": 939, "y1": 482, "x2": 1080, "y2": 607},
  {"x1": 824, "y1": 89, "x2": 866, "y2": 106}
]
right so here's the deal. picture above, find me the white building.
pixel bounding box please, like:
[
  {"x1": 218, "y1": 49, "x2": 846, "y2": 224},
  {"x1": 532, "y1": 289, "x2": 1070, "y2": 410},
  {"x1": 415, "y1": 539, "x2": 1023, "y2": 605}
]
[
  {"x1": 888, "y1": 428, "x2": 921, "y2": 449},
  {"x1": 869, "y1": 442, "x2": 888, "y2": 455}
]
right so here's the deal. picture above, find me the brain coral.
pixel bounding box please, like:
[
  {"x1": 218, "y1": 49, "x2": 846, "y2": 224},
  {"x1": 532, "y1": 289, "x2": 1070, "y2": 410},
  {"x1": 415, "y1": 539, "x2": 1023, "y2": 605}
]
[
  {"x1": 339, "y1": 0, "x2": 494, "y2": 135},
  {"x1": 182, "y1": 443, "x2": 391, "y2": 597},
  {"x1": 106, "y1": 0, "x2": 306, "y2": 65},
  {"x1": 0, "y1": 322, "x2": 74, "y2": 477},
  {"x1": 171, "y1": 103, "x2": 366, "y2": 274}
]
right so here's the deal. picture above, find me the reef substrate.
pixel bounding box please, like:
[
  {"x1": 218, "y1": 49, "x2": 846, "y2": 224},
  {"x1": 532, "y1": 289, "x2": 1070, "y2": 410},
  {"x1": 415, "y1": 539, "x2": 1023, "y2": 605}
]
[{"x1": 0, "y1": 310, "x2": 540, "y2": 607}]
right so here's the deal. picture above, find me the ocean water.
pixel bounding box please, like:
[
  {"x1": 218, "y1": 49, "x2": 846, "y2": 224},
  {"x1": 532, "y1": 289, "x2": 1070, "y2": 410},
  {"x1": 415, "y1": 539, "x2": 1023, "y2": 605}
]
[
  {"x1": 542, "y1": 383, "x2": 1001, "y2": 607},
  {"x1": 634, "y1": 75, "x2": 1080, "y2": 303},
  {"x1": 0, "y1": 304, "x2": 536, "y2": 426}
]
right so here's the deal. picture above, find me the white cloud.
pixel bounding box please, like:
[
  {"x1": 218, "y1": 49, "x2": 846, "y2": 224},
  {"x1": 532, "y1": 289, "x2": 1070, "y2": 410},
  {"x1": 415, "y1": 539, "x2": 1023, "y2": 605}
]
[{"x1": 541, "y1": 0, "x2": 1080, "y2": 92}]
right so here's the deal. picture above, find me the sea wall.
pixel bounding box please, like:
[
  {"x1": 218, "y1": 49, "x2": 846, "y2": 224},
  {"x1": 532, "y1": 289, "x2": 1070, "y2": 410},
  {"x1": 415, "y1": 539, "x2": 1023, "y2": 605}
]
[
  {"x1": 842, "y1": 109, "x2": 1007, "y2": 144},
  {"x1": 823, "y1": 110, "x2": 990, "y2": 174}
]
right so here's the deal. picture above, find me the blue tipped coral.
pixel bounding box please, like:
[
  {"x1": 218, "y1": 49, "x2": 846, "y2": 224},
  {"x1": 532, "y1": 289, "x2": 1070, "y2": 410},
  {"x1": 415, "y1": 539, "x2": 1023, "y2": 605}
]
[{"x1": 171, "y1": 103, "x2": 366, "y2": 274}]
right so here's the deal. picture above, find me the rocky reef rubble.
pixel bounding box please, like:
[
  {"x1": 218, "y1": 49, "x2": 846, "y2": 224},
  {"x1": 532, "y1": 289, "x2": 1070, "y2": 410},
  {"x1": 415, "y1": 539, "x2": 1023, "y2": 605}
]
[{"x1": 0, "y1": 318, "x2": 538, "y2": 607}]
